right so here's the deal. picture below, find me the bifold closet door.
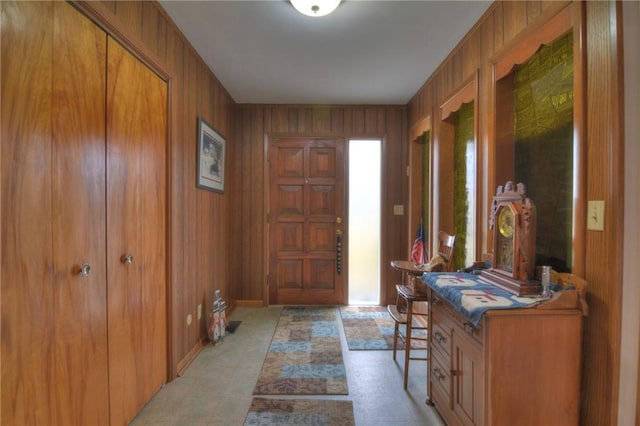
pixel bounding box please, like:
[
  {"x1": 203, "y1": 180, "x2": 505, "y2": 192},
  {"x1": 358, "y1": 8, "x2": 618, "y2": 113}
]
[
  {"x1": 106, "y1": 37, "x2": 168, "y2": 426},
  {"x1": 1, "y1": 2, "x2": 110, "y2": 424},
  {"x1": 51, "y1": 4, "x2": 110, "y2": 424}
]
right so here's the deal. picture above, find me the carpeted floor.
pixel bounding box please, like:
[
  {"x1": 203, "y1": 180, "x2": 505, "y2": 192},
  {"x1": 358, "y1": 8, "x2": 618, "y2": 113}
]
[
  {"x1": 340, "y1": 305, "x2": 427, "y2": 350},
  {"x1": 244, "y1": 398, "x2": 355, "y2": 426},
  {"x1": 253, "y1": 306, "x2": 348, "y2": 395}
]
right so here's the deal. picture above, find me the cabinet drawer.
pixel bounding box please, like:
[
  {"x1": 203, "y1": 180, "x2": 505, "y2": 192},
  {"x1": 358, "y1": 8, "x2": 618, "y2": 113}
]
[
  {"x1": 432, "y1": 292, "x2": 483, "y2": 345},
  {"x1": 430, "y1": 346, "x2": 452, "y2": 405},
  {"x1": 431, "y1": 317, "x2": 451, "y2": 358}
]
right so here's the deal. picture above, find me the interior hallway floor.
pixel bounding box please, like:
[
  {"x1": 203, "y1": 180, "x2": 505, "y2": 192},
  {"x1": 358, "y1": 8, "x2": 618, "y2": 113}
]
[{"x1": 131, "y1": 306, "x2": 445, "y2": 426}]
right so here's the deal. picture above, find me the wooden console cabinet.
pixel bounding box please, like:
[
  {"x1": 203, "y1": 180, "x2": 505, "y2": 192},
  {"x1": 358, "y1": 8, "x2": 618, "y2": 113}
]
[{"x1": 428, "y1": 288, "x2": 583, "y2": 426}]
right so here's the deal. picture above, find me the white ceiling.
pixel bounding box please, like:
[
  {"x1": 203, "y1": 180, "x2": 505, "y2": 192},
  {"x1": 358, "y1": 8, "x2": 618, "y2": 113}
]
[{"x1": 158, "y1": 0, "x2": 492, "y2": 105}]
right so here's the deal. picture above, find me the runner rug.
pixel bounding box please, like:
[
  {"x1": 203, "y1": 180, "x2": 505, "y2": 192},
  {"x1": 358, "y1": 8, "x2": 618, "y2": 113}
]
[
  {"x1": 339, "y1": 305, "x2": 427, "y2": 350},
  {"x1": 253, "y1": 306, "x2": 348, "y2": 395},
  {"x1": 244, "y1": 398, "x2": 355, "y2": 426}
]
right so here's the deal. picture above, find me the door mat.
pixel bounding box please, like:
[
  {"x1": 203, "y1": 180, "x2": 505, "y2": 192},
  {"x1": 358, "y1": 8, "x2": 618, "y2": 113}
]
[
  {"x1": 253, "y1": 306, "x2": 347, "y2": 395},
  {"x1": 244, "y1": 398, "x2": 354, "y2": 426},
  {"x1": 339, "y1": 305, "x2": 427, "y2": 350},
  {"x1": 226, "y1": 320, "x2": 242, "y2": 333}
]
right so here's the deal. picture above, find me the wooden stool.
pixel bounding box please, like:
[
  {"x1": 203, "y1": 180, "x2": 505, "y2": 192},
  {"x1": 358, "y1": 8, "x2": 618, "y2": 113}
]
[{"x1": 387, "y1": 283, "x2": 429, "y2": 389}]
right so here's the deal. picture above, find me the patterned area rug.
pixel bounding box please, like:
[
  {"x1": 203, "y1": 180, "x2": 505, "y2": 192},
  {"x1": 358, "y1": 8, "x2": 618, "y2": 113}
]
[
  {"x1": 253, "y1": 306, "x2": 348, "y2": 395},
  {"x1": 244, "y1": 398, "x2": 355, "y2": 426},
  {"x1": 340, "y1": 305, "x2": 427, "y2": 350}
]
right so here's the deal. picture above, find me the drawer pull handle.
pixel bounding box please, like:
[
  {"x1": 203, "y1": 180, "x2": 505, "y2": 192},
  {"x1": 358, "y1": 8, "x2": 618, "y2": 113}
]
[
  {"x1": 463, "y1": 322, "x2": 475, "y2": 334},
  {"x1": 433, "y1": 367, "x2": 446, "y2": 381},
  {"x1": 434, "y1": 330, "x2": 447, "y2": 344}
]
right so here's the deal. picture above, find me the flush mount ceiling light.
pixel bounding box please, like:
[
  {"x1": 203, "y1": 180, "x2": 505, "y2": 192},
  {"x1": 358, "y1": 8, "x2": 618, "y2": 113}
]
[{"x1": 290, "y1": 0, "x2": 341, "y2": 17}]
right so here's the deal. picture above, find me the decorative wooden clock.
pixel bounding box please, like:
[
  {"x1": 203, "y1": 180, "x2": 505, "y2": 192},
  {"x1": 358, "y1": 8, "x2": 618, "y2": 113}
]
[{"x1": 480, "y1": 181, "x2": 539, "y2": 296}]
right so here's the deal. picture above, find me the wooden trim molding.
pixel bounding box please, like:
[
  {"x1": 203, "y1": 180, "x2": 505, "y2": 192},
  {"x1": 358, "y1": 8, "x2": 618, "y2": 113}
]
[
  {"x1": 494, "y1": 4, "x2": 573, "y2": 81},
  {"x1": 410, "y1": 116, "x2": 431, "y2": 143},
  {"x1": 73, "y1": 1, "x2": 173, "y2": 82},
  {"x1": 440, "y1": 76, "x2": 477, "y2": 122}
]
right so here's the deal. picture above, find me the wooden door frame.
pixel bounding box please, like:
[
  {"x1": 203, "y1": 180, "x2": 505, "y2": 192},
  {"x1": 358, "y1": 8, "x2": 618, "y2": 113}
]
[{"x1": 71, "y1": 1, "x2": 176, "y2": 379}]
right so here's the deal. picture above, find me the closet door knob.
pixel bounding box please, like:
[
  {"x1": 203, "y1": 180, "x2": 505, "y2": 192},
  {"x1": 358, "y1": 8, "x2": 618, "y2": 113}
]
[
  {"x1": 79, "y1": 263, "x2": 91, "y2": 277},
  {"x1": 121, "y1": 254, "x2": 134, "y2": 265}
]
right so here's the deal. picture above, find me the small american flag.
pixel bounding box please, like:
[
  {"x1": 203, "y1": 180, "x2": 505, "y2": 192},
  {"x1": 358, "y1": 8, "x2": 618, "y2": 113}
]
[{"x1": 410, "y1": 221, "x2": 426, "y2": 265}]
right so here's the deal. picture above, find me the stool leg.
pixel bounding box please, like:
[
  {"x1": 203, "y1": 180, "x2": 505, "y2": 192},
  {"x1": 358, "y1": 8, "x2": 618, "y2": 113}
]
[
  {"x1": 403, "y1": 300, "x2": 413, "y2": 390},
  {"x1": 392, "y1": 321, "x2": 399, "y2": 361}
]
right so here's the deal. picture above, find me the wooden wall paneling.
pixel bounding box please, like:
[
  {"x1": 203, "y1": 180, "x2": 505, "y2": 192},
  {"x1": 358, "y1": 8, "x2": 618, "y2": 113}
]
[
  {"x1": 299, "y1": 107, "x2": 312, "y2": 133},
  {"x1": 312, "y1": 106, "x2": 331, "y2": 133},
  {"x1": 502, "y1": 1, "x2": 528, "y2": 42},
  {"x1": 492, "y1": 2, "x2": 505, "y2": 54},
  {"x1": 196, "y1": 61, "x2": 211, "y2": 339},
  {"x1": 343, "y1": 107, "x2": 353, "y2": 134},
  {"x1": 269, "y1": 105, "x2": 285, "y2": 133},
  {"x1": 382, "y1": 107, "x2": 406, "y2": 305},
  {"x1": 239, "y1": 107, "x2": 253, "y2": 301},
  {"x1": 112, "y1": 0, "x2": 143, "y2": 40},
  {"x1": 365, "y1": 107, "x2": 380, "y2": 134},
  {"x1": 331, "y1": 107, "x2": 344, "y2": 133},
  {"x1": 98, "y1": 1, "x2": 115, "y2": 14},
  {"x1": 174, "y1": 47, "x2": 198, "y2": 373},
  {"x1": 141, "y1": 1, "x2": 160, "y2": 55},
  {"x1": 582, "y1": 2, "x2": 624, "y2": 424},
  {"x1": 1, "y1": 2, "x2": 55, "y2": 423},
  {"x1": 251, "y1": 107, "x2": 265, "y2": 301},
  {"x1": 228, "y1": 110, "x2": 241, "y2": 304},
  {"x1": 186, "y1": 48, "x2": 199, "y2": 349},
  {"x1": 238, "y1": 105, "x2": 262, "y2": 303},
  {"x1": 166, "y1": 25, "x2": 184, "y2": 378},
  {"x1": 404, "y1": 0, "x2": 626, "y2": 422},
  {"x1": 526, "y1": 0, "x2": 543, "y2": 25},
  {"x1": 351, "y1": 106, "x2": 365, "y2": 134},
  {"x1": 407, "y1": 117, "x2": 430, "y2": 265},
  {"x1": 461, "y1": 31, "x2": 482, "y2": 84},
  {"x1": 64, "y1": 0, "x2": 239, "y2": 380},
  {"x1": 234, "y1": 105, "x2": 406, "y2": 306},
  {"x1": 479, "y1": 8, "x2": 499, "y2": 259},
  {"x1": 453, "y1": 50, "x2": 464, "y2": 89}
]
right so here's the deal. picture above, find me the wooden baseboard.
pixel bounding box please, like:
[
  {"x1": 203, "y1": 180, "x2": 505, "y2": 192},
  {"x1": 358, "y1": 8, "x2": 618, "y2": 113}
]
[
  {"x1": 235, "y1": 299, "x2": 266, "y2": 308},
  {"x1": 176, "y1": 341, "x2": 205, "y2": 376}
]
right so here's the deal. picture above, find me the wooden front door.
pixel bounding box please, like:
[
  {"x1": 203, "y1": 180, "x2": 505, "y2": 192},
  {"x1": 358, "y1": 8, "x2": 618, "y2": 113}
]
[{"x1": 269, "y1": 138, "x2": 346, "y2": 305}]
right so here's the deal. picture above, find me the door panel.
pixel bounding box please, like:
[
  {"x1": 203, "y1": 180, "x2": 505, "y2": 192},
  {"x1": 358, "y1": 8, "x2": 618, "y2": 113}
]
[
  {"x1": 1, "y1": 2, "x2": 56, "y2": 423},
  {"x1": 269, "y1": 138, "x2": 345, "y2": 305},
  {"x1": 106, "y1": 37, "x2": 167, "y2": 426},
  {"x1": 51, "y1": 3, "x2": 110, "y2": 424}
]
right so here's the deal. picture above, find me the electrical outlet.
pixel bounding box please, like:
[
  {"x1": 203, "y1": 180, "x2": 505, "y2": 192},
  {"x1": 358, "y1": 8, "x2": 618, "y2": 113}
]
[
  {"x1": 393, "y1": 205, "x2": 404, "y2": 215},
  {"x1": 587, "y1": 200, "x2": 605, "y2": 231},
  {"x1": 197, "y1": 304, "x2": 202, "y2": 320}
]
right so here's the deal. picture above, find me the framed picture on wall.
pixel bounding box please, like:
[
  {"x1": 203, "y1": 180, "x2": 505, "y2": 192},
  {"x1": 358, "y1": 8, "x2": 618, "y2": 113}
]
[{"x1": 197, "y1": 117, "x2": 226, "y2": 193}]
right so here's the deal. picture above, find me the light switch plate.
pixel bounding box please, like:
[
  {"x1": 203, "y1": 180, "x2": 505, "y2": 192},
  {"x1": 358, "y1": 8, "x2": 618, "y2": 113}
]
[
  {"x1": 393, "y1": 205, "x2": 404, "y2": 215},
  {"x1": 587, "y1": 200, "x2": 605, "y2": 231}
]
